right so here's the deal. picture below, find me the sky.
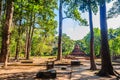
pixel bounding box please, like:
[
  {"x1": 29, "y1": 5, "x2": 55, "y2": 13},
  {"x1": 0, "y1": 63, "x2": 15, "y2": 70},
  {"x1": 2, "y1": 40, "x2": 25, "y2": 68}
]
[{"x1": 56, "y1": 1, "x2": 120, "y2": 40}]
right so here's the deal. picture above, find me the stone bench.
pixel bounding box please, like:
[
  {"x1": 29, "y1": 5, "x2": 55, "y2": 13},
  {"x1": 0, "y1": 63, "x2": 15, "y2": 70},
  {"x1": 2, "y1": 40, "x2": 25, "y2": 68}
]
[
  {"x1": 36, "y1": 69, "x2": 56, "y2": 79},
  {"x1": 71, "y1": 60, "x2": 80, "y2": 66},
  {"x1": 20, "y1": 60, "x2": 33, "y2": 63},
  {"x1": 46, "y1": 61, "x2": 54, "y2": 70}
]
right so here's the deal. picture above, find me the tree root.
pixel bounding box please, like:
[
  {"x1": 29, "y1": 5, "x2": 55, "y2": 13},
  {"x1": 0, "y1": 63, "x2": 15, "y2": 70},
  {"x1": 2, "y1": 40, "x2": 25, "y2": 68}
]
[
  {"x1": 96, "y1": 69, "x2": 120, "y2": 79},
  {"x1": 113, "y1": 70, "x2": 120, "y2": 79},
  {"x1": 90, "y1": 67, "x2": 97, "y2": 71},
  {"x1": 96, "y1": 71, "x2": 111, "y2": 77}
]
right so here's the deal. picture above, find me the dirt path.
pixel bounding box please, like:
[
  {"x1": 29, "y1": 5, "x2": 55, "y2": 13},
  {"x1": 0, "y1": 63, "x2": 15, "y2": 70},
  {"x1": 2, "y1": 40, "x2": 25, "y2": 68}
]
[{"x1": 0, "y1": 57, "x2": 119, "y2": 80}]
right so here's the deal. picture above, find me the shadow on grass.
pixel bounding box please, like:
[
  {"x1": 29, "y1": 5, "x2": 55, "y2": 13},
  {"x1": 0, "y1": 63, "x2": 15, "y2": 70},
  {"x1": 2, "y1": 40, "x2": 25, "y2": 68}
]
[
  {"x1": 0, "y1": 72, "x2": 37, "y2": 80},
  {"x1": 71, "y1": 74, "x2": 117, "y2": 80}
]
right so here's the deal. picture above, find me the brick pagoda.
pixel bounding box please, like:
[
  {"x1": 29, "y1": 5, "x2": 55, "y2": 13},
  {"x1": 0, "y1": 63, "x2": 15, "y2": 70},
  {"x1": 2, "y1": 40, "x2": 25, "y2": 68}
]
[{"x1": 70, "y1": 44, "x2": 86, "y2": 56}]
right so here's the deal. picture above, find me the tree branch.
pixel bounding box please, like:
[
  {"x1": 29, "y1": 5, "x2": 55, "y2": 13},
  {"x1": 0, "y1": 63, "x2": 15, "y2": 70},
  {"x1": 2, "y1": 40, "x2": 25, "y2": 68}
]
[{"x1": 62, "y1": 16, "x2": 71, "y2": 20}]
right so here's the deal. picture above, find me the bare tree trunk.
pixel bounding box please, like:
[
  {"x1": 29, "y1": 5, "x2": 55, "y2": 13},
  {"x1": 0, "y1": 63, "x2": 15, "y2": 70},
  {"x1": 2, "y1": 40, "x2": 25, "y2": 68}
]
[
  {"x1": 29, "y1": 14, "x2": 35, "y2": 53},
  {"x1": 0, "y1": 0, "x2": 14, "y2": 68},
  {"x1": 15, "y1": 20, "x2": 22, "y2": 60},
  {"x1": 25, "y1": 27, "x2": 28, "y2": 58},
  {"x1": 88, "y1": 2, "x2": 97, "y2": 70},
  {"x1": 97, "y1": 1, "x2": 115, "y2": 76},
  {"x1": 0, "y1": 0, "x2": 2, "y2": 16},
  {"x1": 26, "y1": 33, "x2": 31, "y2": 60},
  {"x1": 57, "y1": 0, "x2": 63, "y2": 61},
  {"x1": 14, "y1": 1, "x2": 22, "y2": 60},
  {"x1": 15, "y1": 38, "x2": 19, "y2": 60},
  {"x1": 26, "y1": 12, "x2": 33, "y2": 60}
]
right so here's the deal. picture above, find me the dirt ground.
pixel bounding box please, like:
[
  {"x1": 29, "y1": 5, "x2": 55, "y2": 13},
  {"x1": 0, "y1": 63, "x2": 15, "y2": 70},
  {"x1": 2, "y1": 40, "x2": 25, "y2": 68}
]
[{"x1": 0, "y1": 57, "x2": 120, "y2": 80}]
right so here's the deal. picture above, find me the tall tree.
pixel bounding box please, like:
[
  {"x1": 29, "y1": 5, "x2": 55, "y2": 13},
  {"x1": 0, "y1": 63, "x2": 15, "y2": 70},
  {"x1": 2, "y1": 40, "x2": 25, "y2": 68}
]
[
  {"x1": 25, "y1": 11, "x2": 33, "y2": 60},
  {"x1": 0, "y1": 0, "x2": 14, "y2": 67},
  {"x1": 14, "y1": 0, "x2": 23, "y2": 60},
  {"x1": 0, "y1": 0, "x2": 58, "y2": 61},
  {"x1": 25, "y1": 0, "x2": 57, "y2": 59},
  {"x1": 57, "y1": 0, "x2": 87, "y2": 60},
  {"x1": 17, "y1": 0, "x2": 58, "y2": 59},
  {"x1": 57, "y1": 0, "x2": 63, "y2": 60},
  {"x1": 97, "y1": 0, "x2": 115, "y2": 76},
  {"x1": 88, "y1": 0, "x2": 97, "y2": 70},
  {"x1": 77, "y1": 0, "x2": 98, "y2": 70}
]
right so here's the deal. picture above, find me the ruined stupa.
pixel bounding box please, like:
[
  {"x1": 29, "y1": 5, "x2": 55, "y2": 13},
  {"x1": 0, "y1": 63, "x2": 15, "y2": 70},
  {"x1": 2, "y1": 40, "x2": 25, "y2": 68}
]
[{"x1": 70, "y1": 44, "x2": 86, "y2": 56}]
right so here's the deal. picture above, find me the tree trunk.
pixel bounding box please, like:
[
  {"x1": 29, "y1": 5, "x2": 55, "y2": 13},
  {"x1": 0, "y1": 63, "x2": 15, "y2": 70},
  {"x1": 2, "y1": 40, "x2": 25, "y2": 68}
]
[
  {"x1": 26, "y1": 36, "x2": 30, "y2": 60},
  {"x1": 15, "y1": 38, "x2": 19, "y2": 60},
  {"x1": 26, "y1": 26, "x2": 31, "y2": 60},
  {"x1": 15, "y1": 1, "x2": 22, "y2": 60},
  {"x1": 88, "y1": 2, "x2": 97, "y2": 70},
  {"x1": 25, "y1": 27, "x2": 28, "y2": 58},
  {"x1": 0, "y1": 0, "x2": 2, "y2": 16},
  {"x1": 57, "y1": 0, "x2": 63, "y2": 60},
  {"x1": 30, "y1": 14, "x2": 35, "y2": 52},
  {"x1": 0, "y1": 0, "x2": 14, "y2": 67},
  {"x1": 97, "y1": 1, "x2": 114, "y2": 76},
  {"x1": 26, "y1": 12, "x2": 33, "y2": 60},
  {"x1": 15, "y1": 20, "x2": 22, "y2": 60}
]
